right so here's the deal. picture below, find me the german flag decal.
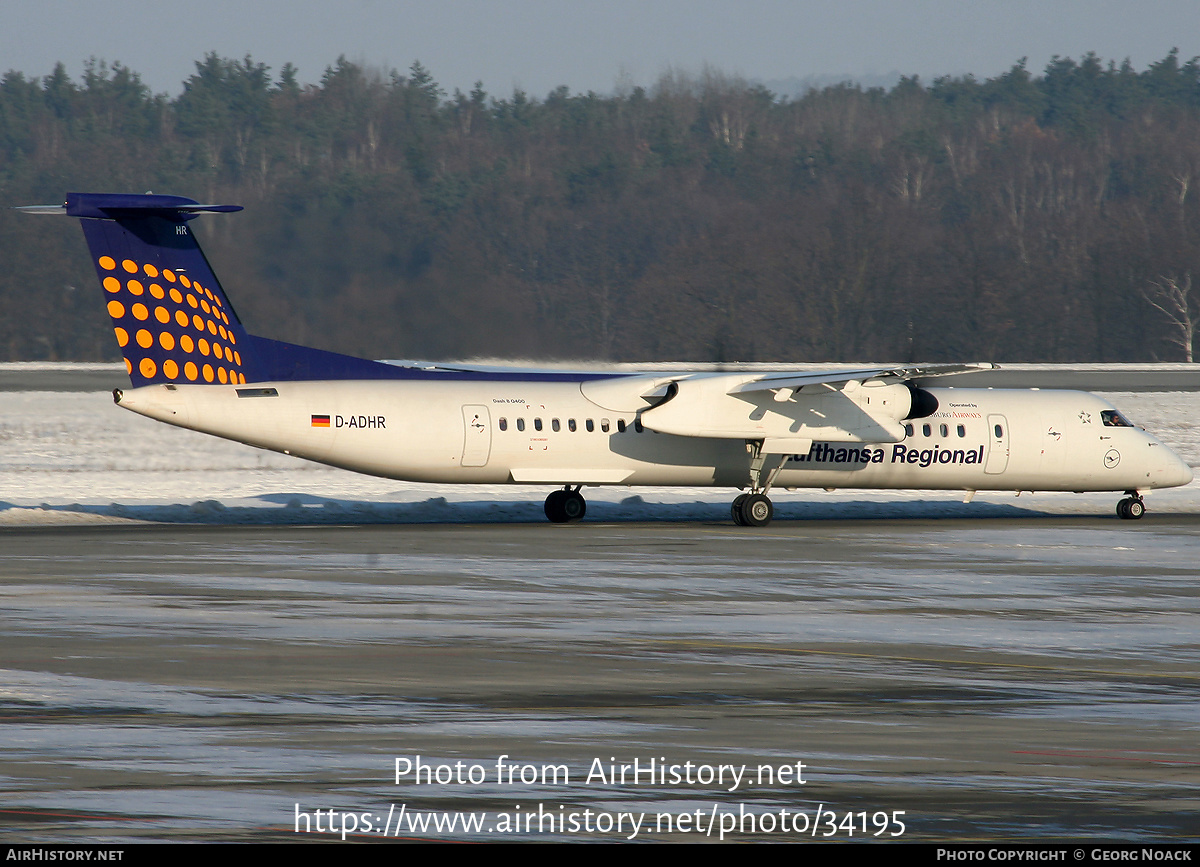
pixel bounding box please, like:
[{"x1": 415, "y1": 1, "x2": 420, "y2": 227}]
[{"x1": 311, "y1": 414, "x2": 331, "y2": 427}]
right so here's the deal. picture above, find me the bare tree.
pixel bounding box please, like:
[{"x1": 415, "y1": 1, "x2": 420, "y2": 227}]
[{"x1": 1142, "y1": 274, "x2": 1199, "y2": 362}]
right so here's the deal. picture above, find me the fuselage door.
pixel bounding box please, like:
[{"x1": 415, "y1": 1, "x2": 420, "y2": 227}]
[
  {"x1": 985, "y1": 413, "x2": 1009, "y2": 474},
  {"x1": 461, "y1": 405, "x2": 492, "y2": 467}
]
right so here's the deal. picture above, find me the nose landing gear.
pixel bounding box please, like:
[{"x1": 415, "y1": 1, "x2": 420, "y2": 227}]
[{"x1": 1116, "y1": 492, "x2": 1145, "y2": 520}]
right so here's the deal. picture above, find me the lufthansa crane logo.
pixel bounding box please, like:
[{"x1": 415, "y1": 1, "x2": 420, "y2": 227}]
[{"x1": 1104, "y1": 449, "x2": 1121, "y2": 469}]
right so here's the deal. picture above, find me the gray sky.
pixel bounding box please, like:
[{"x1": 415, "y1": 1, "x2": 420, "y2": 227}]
[{"x1": 4, "y1": 0, "x2": 1200, "y2": 98}]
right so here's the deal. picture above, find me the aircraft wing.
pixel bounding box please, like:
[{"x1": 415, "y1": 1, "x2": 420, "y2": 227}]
[
  {"x1": 726, "y1": 362, "x2": 997, "y2": 395},
  {"x1": 636, "y1": 363, "x2": 998, "y2": 448}
]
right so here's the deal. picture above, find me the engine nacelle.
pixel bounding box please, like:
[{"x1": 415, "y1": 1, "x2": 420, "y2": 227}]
[
  {"x1": 905, "y1": 386, "x2": 939, "y2": 419},
  {"x1": 641, "y1": 375, "x2": 911, "y2": 444}
]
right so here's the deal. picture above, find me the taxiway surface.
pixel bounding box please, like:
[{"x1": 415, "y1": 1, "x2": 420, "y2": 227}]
[{"x1": 2, "y1": 519, "x2": 1197, "y2": 841}]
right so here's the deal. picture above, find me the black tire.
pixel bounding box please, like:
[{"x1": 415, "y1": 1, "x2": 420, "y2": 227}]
[
  {"x1": 544, "y1": 490, "x2": 568, "y2": 523},
  {"x1": 1116, "y1": 498, "x2": 1130, "y2": 519},
  {"x1": 739, "y1": 493, "x2": 774, "y2": 527},
  {"x1": 731, "y1": 494, "x2": 749, "y2": 526}
]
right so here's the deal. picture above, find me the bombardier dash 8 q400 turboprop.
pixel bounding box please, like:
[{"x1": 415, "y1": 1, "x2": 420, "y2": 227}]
[{"x1": 22, "y1": 193, "x2": 1194, "y2": 525}]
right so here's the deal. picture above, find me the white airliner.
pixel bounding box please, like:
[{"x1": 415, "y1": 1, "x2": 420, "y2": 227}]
[{"x1": 24, "y1": 193, "x2": 1194, "y2": 525}]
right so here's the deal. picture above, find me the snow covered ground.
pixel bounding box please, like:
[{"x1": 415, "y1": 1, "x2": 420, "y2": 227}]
[{"x1": 1, "y1": 381, "x2": 1197, "y2": 526}]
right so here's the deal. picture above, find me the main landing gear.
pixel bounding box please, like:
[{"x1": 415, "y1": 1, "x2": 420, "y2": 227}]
[
  {"x1": 730, "y1": 440, "x2": 786, "y2": 527},
  {"x1": 731, "y1": 492, "x2": 774, "y2": 527},
  {"x1": 545, "y1": 486, "x2": 586, "y2": 523},
  {"x1": 1116, "y1": 491, "x2": 1145, "y2": 520}
]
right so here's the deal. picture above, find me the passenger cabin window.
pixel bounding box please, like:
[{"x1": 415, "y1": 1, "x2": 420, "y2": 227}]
[
  {"x1": 516, "y1": 418, "x2": 525, "y2": 432},
  {"x1": 586, "y1": 419, "x2": 595, "y2": 432},
  {"x1": 568, "y1": 418, "x2": 577, "y2": 432},
  {"x1": 534, "y1": 418, "x2": 542, "y2": 431},
  {"x1": 939, "y1": 424, "x2": 948, "y2": 437},
  {"x1": 904, "y1": 423, "x2": 914, "y2": 437},
  {"x1": 552, "y1": 418, "x2": 560, "y2": 432},
  {"x1": 499, "y1": 417, "x2": 507, "y2": 431},
  {"x1": 922, "y1": 424, "x2": 931, "y2": 437},
  {"x1": 617, "y1": 419, "x2": 626, "y2": 433},
  {"x1": 635, "y1": 418, "x2": 644, "y2": 433},
  {"x1": 601, "y1": 419, "x2": 610, "y2": 433},
  {"x1": 994, "y1": 424, "x2": 1003, "y2": 438},
  {"x1": 957, "y1": 424, "x2": 966, "y2": 437},
  {"x1": 1101, "y1": 410, "x2": 1134, "y2": 427}
]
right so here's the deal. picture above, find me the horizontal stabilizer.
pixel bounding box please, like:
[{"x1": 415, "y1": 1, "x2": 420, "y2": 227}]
[{"x1": 18, "y1": 193, "x2": 243, "y2": 219}]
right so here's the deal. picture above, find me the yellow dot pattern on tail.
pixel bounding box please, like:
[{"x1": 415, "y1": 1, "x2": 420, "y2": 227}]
[{"x1": 99, "y1": 256, "x2": 246, "y2": 384}]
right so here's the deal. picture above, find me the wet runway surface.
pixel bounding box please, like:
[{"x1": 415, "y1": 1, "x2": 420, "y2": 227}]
[{"x1": 2, "y1": 518, "x2": 1198, "y2": 841}]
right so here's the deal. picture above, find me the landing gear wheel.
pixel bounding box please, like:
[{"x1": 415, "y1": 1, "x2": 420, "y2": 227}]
[
  {"x1": 544, "y1": 488, "x2": 586, "y2": 523},
  {"x1": 738, "y1": 493, "x2": 774, "y2": 527},
  {"x1": 731, "y1": 494, "x2": 749, "y2": 526},
  {"x1": 561, "y1": 489, "x2": 586, "y2": 522},
  {"x1": 545, "y1": 490, "x2": 567, "y2": 522},
  {"x1": 1116, "y1": 496, "x2": 1144, "y2": 520}
]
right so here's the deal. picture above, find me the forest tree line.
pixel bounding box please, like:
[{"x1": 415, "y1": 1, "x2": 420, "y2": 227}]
[{"x1": 3, "y1": 50, "x2": 1200, "y2": 363}]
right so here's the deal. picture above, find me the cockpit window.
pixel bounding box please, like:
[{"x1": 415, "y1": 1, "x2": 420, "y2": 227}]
[{"x1": 1101, "y1": 410, "x2": 1134, "y2": 427}]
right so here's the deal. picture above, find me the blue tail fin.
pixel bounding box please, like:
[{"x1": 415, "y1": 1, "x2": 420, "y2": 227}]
[
  {"x1": 68, "y1": 193, "x2": 251, "y2": 386},
  {"x1": 52, "y1": 192, "x2": 412, "y2": 386}
]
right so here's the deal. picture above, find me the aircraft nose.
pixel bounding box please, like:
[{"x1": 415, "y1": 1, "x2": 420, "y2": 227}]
[{"x1": 1158, "y1": 449, "x2": 1194, "y2": 488}]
